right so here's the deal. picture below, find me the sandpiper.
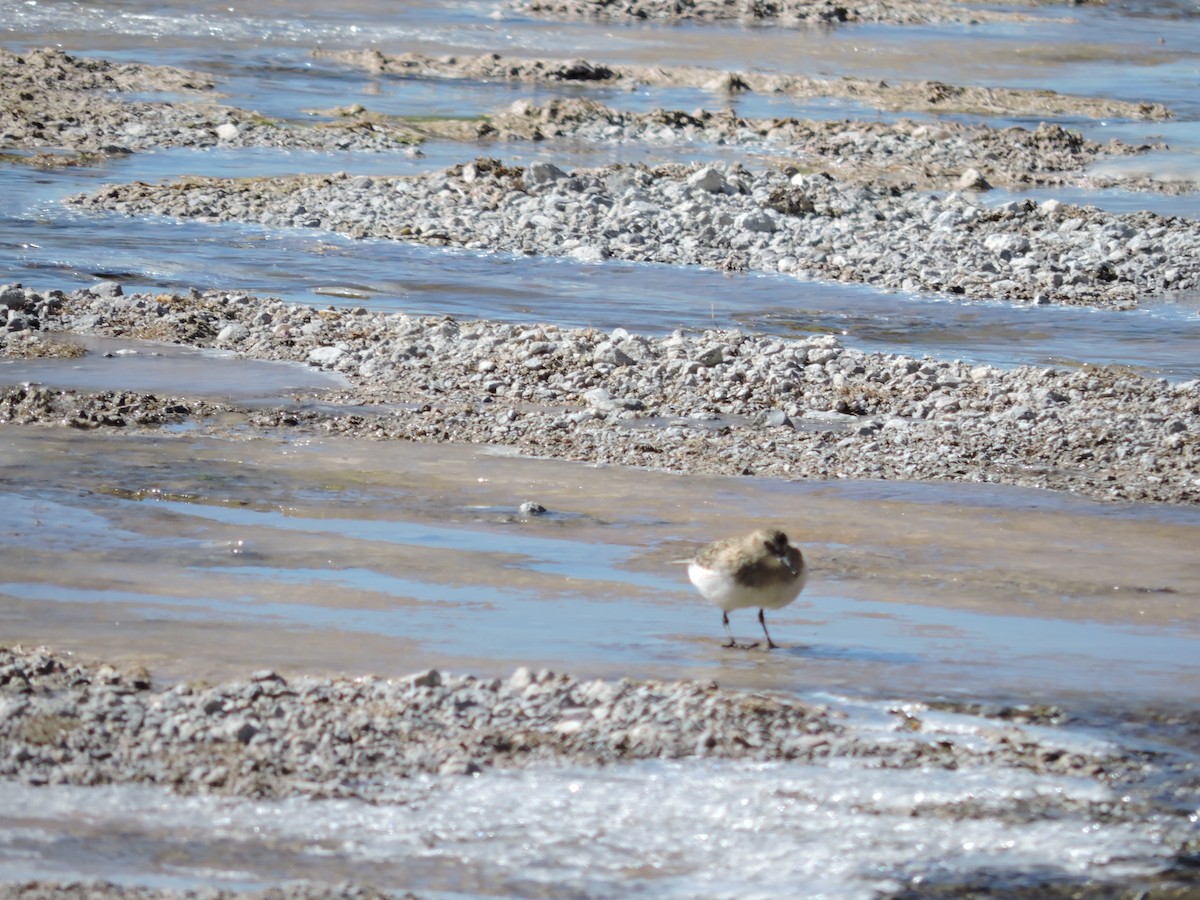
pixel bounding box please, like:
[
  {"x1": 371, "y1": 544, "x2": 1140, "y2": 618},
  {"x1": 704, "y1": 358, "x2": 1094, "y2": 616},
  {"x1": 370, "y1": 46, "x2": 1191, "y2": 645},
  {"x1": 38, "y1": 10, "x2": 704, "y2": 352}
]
[{"x1": 687, "y1": 528, "x2": 807, "y2": 649}]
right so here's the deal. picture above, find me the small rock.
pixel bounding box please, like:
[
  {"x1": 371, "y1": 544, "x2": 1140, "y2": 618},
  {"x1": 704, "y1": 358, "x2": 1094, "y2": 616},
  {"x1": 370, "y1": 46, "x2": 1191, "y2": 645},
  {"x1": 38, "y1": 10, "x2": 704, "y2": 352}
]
[
  {"x1": 955, "y1": 167, "x2": 992, "y2": 191},
  {"x1": 90, "y1": 281, "x2": 123, "y2": 298},
  {"x1": 736, "y1": 211, "x2": 776, "y2": 233},
  {"x1": 407, "y1": 669, "x2": 442, "y2": 689},
  {"x1": 216, "y1": 323, "x2": 249, "y2": 345},
  {"x1": 0, "y1": 285, "x2": 28, "y2": 309},
  {"x1": 526, "y1": 161, "x2": 567, "y2": 185},
  {"x1": 583, "y1": 387, "x2": 613, "y2": 408},
  {"x1": 984, "y1": 233, "x2": 1031, "y2": 256},
  {"x1": 307, "y1": 346, "x2": 345, "y2": 367},
  {"x1": 439, "y1": 756, "x2": 482, "y2": 776},
  {"x1": 703, "y1": 71, "x2": 750, "y2": 93},
  {"x1": 567, "y1": 245, "x2": 607, "y2": 262},
  {"x1": 687, "y1": 167, "x2": 727, "y2": 193}
]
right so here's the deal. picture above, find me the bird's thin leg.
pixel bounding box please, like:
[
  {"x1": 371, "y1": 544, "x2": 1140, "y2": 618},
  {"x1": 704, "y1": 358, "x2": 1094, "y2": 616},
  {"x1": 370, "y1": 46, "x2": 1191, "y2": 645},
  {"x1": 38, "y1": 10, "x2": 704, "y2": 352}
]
[
  {"x1": 759, "y1": 608, "x2": 779, "y2": 650},
  {"x1": 722, "y1": 612, "x2": 758, "y2": 650},
  {"x1": 722, "y1": 611, "x2": 737, "y2": 648}
]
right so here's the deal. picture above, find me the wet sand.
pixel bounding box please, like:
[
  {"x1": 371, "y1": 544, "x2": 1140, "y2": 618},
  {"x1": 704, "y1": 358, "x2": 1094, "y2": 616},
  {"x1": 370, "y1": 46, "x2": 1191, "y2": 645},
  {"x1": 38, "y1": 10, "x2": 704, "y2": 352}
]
[
  {"x1": 4, "y1": 424, "x2": 1198, "y2": 713},
  {"x1": 3, "y1": 1, "x2": 1200, "y2": 895}
]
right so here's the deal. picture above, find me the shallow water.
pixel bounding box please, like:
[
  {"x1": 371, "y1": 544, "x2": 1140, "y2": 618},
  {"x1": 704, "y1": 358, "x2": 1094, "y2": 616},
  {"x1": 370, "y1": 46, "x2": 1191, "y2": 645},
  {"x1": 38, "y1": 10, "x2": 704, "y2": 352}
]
[
  {"x1": 4, "y1": 162, "x2": 1200, "y2": 379},
  {"x1": 4, "y1": 425, "x2": 1199, "y2": 706},
  {"x1": 0, "y1": 759, "x2": 1173, "y2": 899},
  {"x1": 4, "y1": 1, "x2": 1200, "y2": 893},
  {"x1": 4, "y1": 1, "x2": 1200, "y2": 378},
  {"x1": 0, "y1": 333, "x2": 349, "y2": 399},
  {"x1": 4, "y1": 423, "x2": 1200, "y2": 893}
]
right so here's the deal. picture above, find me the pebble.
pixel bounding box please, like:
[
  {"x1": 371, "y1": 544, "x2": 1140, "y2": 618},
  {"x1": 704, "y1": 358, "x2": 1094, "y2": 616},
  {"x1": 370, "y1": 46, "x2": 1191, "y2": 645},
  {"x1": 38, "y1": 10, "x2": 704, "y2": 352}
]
[
  {"x1": 4, "y1": 34, "x2": 1197, "y2": 900},
  {"x1": 2, "y1": 47, "x2": 1197, "y2": 508},
  {"x1": 511, "y1": 0, "x2": 1070, "y2": 27},
  {"x1": 64, "y1": 158, "x2": 1199, "y2": 309},
  {"x1": 3, "y1": 282, "x2": 1197, "y2": 506},
  {"x1": 0, "y1": 645, "x2": 1158, "y2": 802}
]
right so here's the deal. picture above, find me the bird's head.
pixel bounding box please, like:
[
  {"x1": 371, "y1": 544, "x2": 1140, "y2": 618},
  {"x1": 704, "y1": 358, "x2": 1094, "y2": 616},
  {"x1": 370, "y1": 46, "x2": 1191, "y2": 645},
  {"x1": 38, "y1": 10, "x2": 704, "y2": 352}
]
[{"x1": 762, "y1": 529, "x2": 800, "y2": 576}]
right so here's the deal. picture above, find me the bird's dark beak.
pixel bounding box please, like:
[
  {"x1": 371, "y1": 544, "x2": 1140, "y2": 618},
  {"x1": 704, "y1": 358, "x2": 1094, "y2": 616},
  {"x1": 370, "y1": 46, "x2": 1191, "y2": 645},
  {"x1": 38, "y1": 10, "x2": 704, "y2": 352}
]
[{"x1": 778, "y1": 553, "x2": 798, "y2": 576}]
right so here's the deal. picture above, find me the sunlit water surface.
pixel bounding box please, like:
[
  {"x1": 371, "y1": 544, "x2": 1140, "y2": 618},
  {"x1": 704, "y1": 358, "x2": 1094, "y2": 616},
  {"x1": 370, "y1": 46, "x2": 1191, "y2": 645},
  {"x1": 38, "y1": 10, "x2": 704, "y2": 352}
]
[
  {"x1": 0, "y1": 760, "x2": 1176, "y2": 899},
  {"x1": 3, "y1": 424, "x2": 1200, "y2": 894},
  {"x1": 3, "y1": 1, "x2": 1200, "y2": 893},
  {"x1": 3, "y1": 160, "x2": 1199, "y2": 379}
]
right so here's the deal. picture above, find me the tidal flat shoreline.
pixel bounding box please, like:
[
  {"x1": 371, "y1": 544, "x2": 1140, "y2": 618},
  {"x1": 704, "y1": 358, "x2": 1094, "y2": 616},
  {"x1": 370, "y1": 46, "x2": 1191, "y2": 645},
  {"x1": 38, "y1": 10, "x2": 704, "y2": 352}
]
[
  {"x1": 3, "y1": 645, "x2": 1200, "y2": 899},
  {"x1": 2, "y1": 45, "x2": 1199, "y2": 504},
  {"x1": 3, "y1": 280, "x2": 1199, "y2": 505},
  {"x1": 2, "y1": 3, "x2": 1200, "y2": 894}
]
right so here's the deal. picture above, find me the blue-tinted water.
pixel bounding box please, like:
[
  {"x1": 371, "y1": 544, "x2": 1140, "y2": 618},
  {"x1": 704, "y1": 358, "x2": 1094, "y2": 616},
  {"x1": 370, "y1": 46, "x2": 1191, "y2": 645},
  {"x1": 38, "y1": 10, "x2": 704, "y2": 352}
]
[
  {"x1": 3, "y1": 0, "x2": 1199, "y2": 380},
  {"x1": 3, "y1": 158, "x2": 1199, "y2": 378},
  {"x1": 3, "y1": 4, "x2": 1200, "y2": 892}
]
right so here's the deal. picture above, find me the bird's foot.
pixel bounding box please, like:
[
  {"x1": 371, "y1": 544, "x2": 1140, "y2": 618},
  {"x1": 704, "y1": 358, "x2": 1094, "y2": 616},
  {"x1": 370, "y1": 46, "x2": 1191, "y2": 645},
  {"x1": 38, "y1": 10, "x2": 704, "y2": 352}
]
[{"x1": 723, "y1": 640, "x2": 760, "y2": 651}]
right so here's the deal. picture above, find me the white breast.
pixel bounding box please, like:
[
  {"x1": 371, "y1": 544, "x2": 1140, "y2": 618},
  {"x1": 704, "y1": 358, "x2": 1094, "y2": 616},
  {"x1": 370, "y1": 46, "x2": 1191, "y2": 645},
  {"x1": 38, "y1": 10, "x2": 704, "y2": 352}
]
[{"x1": 688, "y1": 561, "x2": 807, "y2": 612}]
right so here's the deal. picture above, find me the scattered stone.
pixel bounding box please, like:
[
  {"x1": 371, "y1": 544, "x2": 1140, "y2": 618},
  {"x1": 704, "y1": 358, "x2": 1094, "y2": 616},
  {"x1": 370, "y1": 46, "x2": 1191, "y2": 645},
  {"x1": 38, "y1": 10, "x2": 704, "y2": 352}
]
[
  {"x1": 63, "y1": 159, "x2": 1199, "y2": 309},
  {"x1": 687, "y1": 167, "x2": 727, "y2": 193},
  {"x1": 510, "y1": 0, "x2": 1073, "y2": 28},
  {"x1": 956, "y1": 167, "x2": 992, "y2": 191},
  {"x1": 525, "y1": 160, "x2": 566, "y2": 184},
  {"x1": 1, "y1": 283, "x2": 1196, "y2": 506},
  {"x1": 0, "y1": 645, "x2": 1170, "y2": 805},
  {"x1": 307, "y1": 346, "x2": 345, "y2": 367},
  {"x1": 321, "y1": 49, "x2": 1172, "y2": 123},
  {"x1": 216, "y1": 322, "x2": 249, "y2": 345}
]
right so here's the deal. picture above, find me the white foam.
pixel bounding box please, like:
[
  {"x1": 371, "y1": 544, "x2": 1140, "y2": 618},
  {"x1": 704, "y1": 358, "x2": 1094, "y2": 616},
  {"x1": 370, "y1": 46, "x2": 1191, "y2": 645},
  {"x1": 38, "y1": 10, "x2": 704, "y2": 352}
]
[{"x1": 0, "y1": 757, "x2": 1172, "y2": 898}]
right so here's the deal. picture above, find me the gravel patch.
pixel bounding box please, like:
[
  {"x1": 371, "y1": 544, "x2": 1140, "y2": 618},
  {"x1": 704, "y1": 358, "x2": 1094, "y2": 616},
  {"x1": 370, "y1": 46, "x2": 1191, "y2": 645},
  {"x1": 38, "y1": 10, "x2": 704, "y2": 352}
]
[
  {"x1": 0, "y1": 645, "x2": 1162, "y2": 799},
  {"x1": 6, "y1": 643, "x2": 1198, "y2": 896},
  {"x1": 4, "y1": 282, "x2": 1198, "y2": 505},
  {"x1": 4, "y1": 46, "x2": 1170, "y2": 173},
  {"x1": 0, "y1": 47, "x2": 215, "y2": 95},
  {"x1": 323, "y1": 49, "x2": 1172, "y2": 122},
  {"x1": 0, "y1": 48, "x2": 428, "y2": 163},
  {"x1": 64, "y1": 159, "x2": 1200, "y2": 308},
  {"x1": 0, "y1": 379, "x2": 230, "y2": 430},
  {"x1": 508, "y1": 0, "x2": 1078, "y2": 27},
  {"x1": 464, "y1": 98, "x2": 1162, "y2": 193}
]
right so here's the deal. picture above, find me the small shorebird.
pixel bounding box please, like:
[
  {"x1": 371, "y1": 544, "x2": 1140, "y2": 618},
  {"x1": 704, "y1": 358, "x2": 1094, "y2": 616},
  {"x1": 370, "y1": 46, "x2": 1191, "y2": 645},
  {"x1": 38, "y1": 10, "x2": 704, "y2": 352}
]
[{"x1": 687, "y1": 528, "x2": 807, "y2": 650}]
